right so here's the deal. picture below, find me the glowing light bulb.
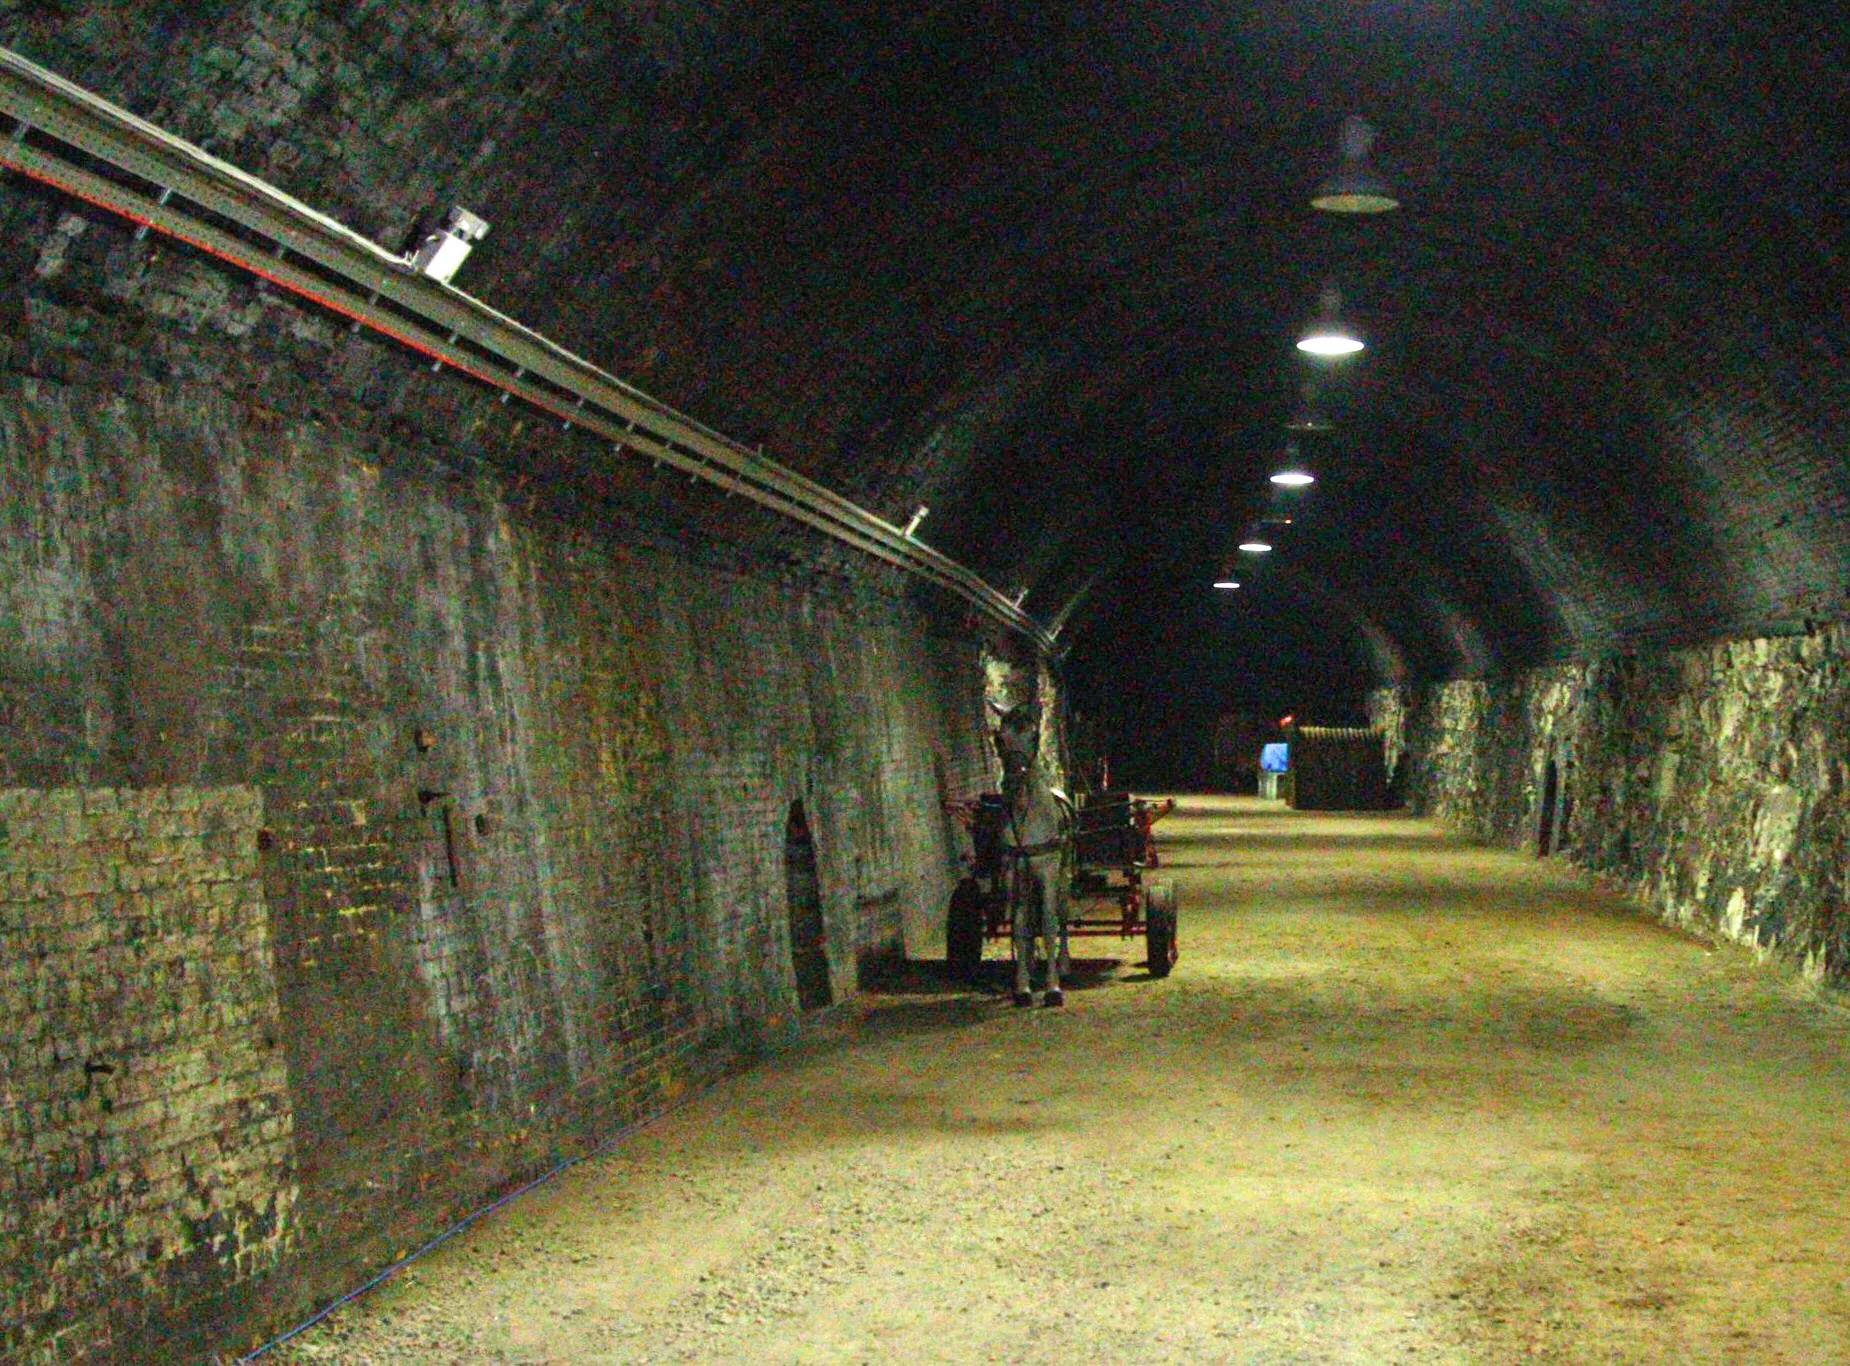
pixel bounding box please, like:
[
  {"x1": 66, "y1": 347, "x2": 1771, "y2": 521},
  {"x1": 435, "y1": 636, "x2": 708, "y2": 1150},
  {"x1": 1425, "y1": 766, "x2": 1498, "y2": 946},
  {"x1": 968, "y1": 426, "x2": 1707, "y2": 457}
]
[
  {"x1": 1296, "y1": 331, "x2": 1365, "y2": 356},
  {"x1": 1238, "y1": 540, "x2": 1272, "y2": 554},
  {"x1": 1298, "y1": 284, "x2": 1364, "y2": 356}
]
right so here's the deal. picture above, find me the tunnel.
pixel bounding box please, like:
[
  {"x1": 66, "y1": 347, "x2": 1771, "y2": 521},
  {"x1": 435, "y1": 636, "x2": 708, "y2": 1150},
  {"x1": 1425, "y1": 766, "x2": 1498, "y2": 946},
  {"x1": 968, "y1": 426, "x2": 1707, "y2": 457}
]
[{"x1": 0, "y1": 4, "x2": 1847, "y2": 1361}]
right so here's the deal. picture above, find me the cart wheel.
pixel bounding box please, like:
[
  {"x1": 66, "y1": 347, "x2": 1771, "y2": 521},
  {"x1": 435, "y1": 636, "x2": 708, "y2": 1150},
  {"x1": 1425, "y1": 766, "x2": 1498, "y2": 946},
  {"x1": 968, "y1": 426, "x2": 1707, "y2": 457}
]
[
  {"x1": 946, "y1": 877, "x2": 985, "y2": 980},
  {"x1": 1144, "y1": 881, "x2": 1178, "y2": 978}
]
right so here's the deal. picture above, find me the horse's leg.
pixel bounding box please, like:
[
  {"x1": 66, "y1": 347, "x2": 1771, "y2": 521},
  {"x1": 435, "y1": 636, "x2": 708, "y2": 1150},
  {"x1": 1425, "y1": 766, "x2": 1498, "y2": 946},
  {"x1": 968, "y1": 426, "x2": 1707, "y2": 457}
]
[
  {"x1": 1054, "y1": 864, "x2": 1073, "y2": 976},
  {"x1": 1011, "y1": 861, "x2": 1035, "y2": 1006},
  {"x1": 1039, "y1": 859, "x2": 1063, "y2": 1006}
]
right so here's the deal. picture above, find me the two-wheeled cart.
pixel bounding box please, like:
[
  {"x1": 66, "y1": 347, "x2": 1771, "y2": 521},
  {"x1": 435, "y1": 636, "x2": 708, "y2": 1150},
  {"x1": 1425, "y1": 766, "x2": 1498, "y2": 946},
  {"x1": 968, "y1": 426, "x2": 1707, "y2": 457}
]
[{"x1": 943, "y1": 791, "x2": 1178, "y2": 981}]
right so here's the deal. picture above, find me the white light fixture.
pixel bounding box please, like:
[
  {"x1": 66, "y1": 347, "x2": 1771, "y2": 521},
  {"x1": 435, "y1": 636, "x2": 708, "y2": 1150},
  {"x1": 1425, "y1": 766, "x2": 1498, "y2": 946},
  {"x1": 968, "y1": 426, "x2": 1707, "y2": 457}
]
[
  {"x1": 1310, "y1": 116, "x2": 1402, "y2": 215},
  {"x1": 1299, "y1": 334, "x2": 1363, "y2": 356},
  {"x1": 1268, "y1": 442, "x2": 1316, "y2": 487},
  {"x1": 1238, "y1": 540, "x2": 1272, "y2": 554},
  {"x1": 903, "y1": 504, "x2": 931, "y2": 538},
  {"x1": 409, "y1": 206, "x2": 490, "y2": 284},
  {"x1": 1298, "y1": 332, "x2": 1363, "y2": 357},
  {"x1": 1286, "y1": 383, "x2": 1334, "y2": 433},
  {"x1": 1297, "y1": 284, "x2": 1364, "y2": 356},
  {"x1": 1213, "y1": 580, "x2": 1241, "y2": 590}
]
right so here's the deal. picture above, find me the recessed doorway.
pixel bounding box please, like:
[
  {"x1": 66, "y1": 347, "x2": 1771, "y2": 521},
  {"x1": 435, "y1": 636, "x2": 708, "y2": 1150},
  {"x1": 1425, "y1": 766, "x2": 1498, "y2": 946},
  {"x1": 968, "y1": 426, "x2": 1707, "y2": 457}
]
[
  {"x1": 785, "y1": 801, "x2": 832, "y2": 1010},
  {"x1": 1538, "y1": 758, "x2": 1560, "y2": 857}
]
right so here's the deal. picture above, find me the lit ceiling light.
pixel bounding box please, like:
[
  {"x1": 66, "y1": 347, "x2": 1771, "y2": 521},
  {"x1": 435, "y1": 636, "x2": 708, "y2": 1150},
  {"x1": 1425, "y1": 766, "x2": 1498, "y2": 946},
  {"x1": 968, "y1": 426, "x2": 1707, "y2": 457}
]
[
  {"x1": 1310, "y1": 115, "x2": 1401, "y2": 215},
  {"x1": 1285, "y1": 383, "x2": 1333, "y2": 433},
  {"x1": 1298, "y1": 285, "x2": 1364, "y2": 356},
  {"x1": 1238, "y1": 540, "x2": 1272, "y2": 554},
  {"x1": 1299, "y1": 334, "x2": 1362, "y2": 356},
  {"x1": 1285, "y1": 405, "x2": 1333, "y2": 433},
  {"x1": 1268, "y1": 442, "x2": 1316, "y2": 487},
  {"x1": 1213, "y1": 580, "x2": 1241, "y2": 590}
]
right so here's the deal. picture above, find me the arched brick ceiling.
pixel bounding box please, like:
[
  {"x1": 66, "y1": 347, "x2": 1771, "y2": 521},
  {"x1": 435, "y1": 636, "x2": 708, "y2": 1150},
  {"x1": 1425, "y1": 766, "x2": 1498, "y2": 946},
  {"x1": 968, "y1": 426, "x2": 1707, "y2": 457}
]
[{"x1": 5, "y1": 1, "x2": 1846, "y2": 692}]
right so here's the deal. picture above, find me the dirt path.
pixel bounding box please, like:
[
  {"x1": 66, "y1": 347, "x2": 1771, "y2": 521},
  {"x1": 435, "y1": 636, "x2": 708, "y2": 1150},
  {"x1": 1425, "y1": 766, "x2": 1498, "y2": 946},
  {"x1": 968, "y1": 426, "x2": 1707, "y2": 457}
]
[{"x1": 270, "y1": 798, "x2": 1850, "y2": 1364}]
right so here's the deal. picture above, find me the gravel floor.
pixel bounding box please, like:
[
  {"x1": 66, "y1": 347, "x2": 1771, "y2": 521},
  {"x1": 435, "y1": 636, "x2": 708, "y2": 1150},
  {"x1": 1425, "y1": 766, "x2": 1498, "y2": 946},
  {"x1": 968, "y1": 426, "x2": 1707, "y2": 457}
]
[{"x1": 269, "y1": 797, "x2": 1850, "y2": 1364}]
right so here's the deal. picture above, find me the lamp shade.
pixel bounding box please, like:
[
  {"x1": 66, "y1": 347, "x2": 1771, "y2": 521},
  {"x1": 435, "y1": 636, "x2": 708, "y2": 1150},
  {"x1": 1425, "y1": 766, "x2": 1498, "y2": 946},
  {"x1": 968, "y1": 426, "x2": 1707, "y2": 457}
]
[
  {"x1": 1310, "y1": 116, "x2": 1401, "y2": 214},
  {"x1": 1286, "y1": 380, "x2": 1333, "y2": 432},
  {"x1": 1298, "y1": 284, "x2": 1364, "y2": 356},
  {"x1": 1270, "y1": 441, "x2": 1316, "y2": 487},
  {"x1": 1285, "y1": 403, "x2": 1334, "y2": 434}
]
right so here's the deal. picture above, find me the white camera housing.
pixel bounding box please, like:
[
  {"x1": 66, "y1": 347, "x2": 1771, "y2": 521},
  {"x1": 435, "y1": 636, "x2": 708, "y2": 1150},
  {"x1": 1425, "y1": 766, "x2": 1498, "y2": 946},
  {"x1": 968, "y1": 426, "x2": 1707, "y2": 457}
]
[{"x1": 410, "y1": 206, "x2": 490, "y2": 284}]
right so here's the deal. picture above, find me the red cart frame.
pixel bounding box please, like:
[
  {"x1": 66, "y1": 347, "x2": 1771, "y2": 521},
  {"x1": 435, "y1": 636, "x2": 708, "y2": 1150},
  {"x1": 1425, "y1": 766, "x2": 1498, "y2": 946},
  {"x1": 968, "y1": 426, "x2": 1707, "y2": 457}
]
[{"x1": 943, "y1": 792, "x2": 1178, "y2": 977}]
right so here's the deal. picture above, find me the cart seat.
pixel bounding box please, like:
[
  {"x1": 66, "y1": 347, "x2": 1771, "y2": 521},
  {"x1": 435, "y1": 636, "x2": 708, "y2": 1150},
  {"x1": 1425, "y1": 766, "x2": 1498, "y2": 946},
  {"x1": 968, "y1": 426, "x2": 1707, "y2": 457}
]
[
  {"x1": 968, "y1": 792, "x2": 1008, "y2": 880},
  {"x1": 1074, "y1": 790, "x2": 1139, "y2": 868}
]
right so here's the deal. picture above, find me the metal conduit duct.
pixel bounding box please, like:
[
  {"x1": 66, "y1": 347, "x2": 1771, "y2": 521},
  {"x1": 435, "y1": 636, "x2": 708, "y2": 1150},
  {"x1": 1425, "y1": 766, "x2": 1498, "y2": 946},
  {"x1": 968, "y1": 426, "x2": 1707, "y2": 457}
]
[{"x1": 0, "y1": 45, "x2": 1054, "y2": 655}]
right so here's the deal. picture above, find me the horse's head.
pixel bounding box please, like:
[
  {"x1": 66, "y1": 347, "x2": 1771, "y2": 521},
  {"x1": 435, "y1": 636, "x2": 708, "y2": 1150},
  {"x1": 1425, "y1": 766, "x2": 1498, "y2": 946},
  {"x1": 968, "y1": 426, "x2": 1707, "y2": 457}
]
[{"x1": 990, "y1": 699, "x2": 1039, "y2": 795}]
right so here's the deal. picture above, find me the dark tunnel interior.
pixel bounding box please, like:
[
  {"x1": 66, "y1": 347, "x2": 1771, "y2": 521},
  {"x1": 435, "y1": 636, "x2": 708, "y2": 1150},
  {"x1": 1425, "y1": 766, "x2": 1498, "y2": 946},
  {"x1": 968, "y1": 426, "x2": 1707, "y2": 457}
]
[
  {"x1": 9, "y1": 2, "x2": 1841, "y2": 783},
  {"x1": 2, "y1": 3, "x2": 1848, "y2": 1358}
]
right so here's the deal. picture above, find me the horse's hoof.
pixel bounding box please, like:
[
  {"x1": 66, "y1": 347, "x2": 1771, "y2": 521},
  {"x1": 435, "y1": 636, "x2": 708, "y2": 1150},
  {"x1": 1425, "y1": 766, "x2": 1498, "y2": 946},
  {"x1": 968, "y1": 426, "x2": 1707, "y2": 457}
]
[
  {"x1": 1042, "y1": 989, "x2": 1065, "y2": 1008},
  {"x1": 1013, "y1": 992, "x2": 1035, "y2": 1008}
]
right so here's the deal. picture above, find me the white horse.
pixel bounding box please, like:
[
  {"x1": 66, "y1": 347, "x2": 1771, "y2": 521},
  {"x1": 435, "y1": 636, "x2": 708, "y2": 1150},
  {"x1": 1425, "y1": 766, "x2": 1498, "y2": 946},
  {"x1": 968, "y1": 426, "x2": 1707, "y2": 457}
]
[{"x1": 992, "y1": 701, "x2": 1073, "y2": 1007}]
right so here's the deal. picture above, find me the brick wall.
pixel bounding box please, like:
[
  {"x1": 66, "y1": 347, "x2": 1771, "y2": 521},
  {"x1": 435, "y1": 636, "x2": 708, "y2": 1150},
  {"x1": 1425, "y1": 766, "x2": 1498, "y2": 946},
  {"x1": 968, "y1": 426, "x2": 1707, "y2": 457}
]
[
  {"x1": 0, "y1": 149, "x2": 1008, "y2": 1363},
  {"x1": 0, "y1": 786, "x2": 293, "y2": 1361}
]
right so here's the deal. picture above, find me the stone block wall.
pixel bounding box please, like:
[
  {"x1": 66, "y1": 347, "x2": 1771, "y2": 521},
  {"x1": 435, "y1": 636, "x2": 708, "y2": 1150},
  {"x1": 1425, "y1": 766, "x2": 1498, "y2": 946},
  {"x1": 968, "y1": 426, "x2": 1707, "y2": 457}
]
[
  {"x1": 1374, "y1": 625, "x2": 1850, "y2": 986},
  {"x1": 0, "y1": 134, "x2": 1011, "y2": 1364},
  {"x1": 0, "y1": 786, "x2": 292, "y2": 1362}
]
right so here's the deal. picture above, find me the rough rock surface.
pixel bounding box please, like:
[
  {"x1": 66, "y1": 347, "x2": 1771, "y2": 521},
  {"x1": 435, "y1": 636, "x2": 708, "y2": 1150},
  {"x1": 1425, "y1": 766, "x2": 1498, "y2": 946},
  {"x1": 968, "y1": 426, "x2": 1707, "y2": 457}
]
[{"x1": 1376, "y1": 625, "x2": 1850, "y2": 983}]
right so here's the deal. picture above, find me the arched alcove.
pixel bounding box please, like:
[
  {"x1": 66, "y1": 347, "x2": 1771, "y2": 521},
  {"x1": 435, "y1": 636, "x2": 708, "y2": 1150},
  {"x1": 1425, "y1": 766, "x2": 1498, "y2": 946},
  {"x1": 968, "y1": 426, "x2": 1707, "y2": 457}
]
[
  {"x1": 1538, "y1": 758, "x2": 1561, "y2": 857},
  {"x1": 784, "y1": 800, "x2": 832, "y2": 1010}
]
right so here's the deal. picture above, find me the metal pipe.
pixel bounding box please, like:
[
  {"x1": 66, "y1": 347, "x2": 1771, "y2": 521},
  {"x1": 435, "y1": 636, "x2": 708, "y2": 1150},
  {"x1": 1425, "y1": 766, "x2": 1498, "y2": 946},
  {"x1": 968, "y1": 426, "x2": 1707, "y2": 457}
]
[{"x1": 0, "y1": 45, "x2": 1053, "y2": 653}]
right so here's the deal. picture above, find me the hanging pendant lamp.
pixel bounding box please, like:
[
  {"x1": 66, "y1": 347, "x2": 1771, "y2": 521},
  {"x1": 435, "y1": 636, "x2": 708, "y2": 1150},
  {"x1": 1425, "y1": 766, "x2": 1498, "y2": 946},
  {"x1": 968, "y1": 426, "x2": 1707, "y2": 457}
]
[
  {"x1": 1297, "y1": 284, "x2": 1364, "y2": 356},
  {"x1": 1310, "y1": 115, "x2": 1401, "y2": 214},
  {"x1": 1285, "y1": 383, "x2": 1334, "y2": 433},
  {"x1": 1269, "y1": 442, "x2": 1316, "y2": 488}
]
